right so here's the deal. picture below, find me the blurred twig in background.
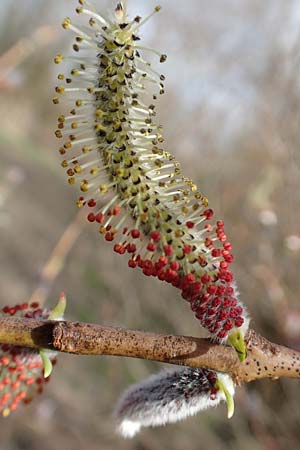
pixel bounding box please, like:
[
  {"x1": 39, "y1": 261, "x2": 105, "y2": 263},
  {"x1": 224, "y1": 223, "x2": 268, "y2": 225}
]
[
  {"x1": 0, "y1": 25, "x2": 56, "y2": 90},
  {"x1": 28, "y1": 209, "x2": 87, "y2": 307}
]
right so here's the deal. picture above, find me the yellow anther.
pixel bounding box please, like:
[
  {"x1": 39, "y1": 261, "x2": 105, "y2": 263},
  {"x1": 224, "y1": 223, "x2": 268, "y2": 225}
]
[
  {"x1": 155, "y1": 6, "x2": 162, "y2": 12},
  {"x1": 71, "y1": 122, "x2": 78, "y2": 129},
  {"x1": 2, "y1": 408, "x2": 10, "y2": 418},
  {"x1": 74, "y1": 165, "x2": 82, "y2": 174},
  {"x1": 76, "y1": 99, "x2": 82, "y2": 107},
  {"x1": 55, "y1": 86, "x2": 65, "y2": 94},
  {"x1": 54, "y1": 54, "x2": 64, "y2": 64},
  {"x1": 62, "y1": 17, "x2": 71, "y2": 29},
  {"x1": 61, "y1": 160, "x2": 68, "y2": 168},
  {"x1": 99, "y1": 226, "x2": 106, "y2": 234},
  {"x1": 201, "y1": 197, "x2": 209, "y2": 207},
  {"x1": 53, "y1": 97, "x2": 59, "y2": 104},
  {"x1": 57, "y1": 73, "x2": 65, "y2": 80},
  {"x1": 58, "y1": 115, "x2": 65, "y2": 123},
  {"x1": 99, "y1": 184, "x2": 108, "y2": 193},
  {"x1": 55, "y1": 130, "x2": 63, "y2": 139},
  {"x1": 68, "y1": 177, "x2": 75, "y2": 185},
  {"x1": 80, "y1": 181, "x2": 89, "y2": 192}
]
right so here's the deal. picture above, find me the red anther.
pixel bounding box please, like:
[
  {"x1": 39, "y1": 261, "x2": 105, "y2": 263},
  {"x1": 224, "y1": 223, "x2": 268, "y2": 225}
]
[
  {"x1": 131, "y1": 229, "x2": 140, "y2": 239},
  {"x1": 191, "y1": 282, "x2": 202, "y2": 293},
  {"x1": 183, "y1": 244, "x2": 192, "y2": 254},
  {"x1": 157, "y1": 270, "x2": 166, "y2": 281},
  {"x1": 201, "y1": 274, "x2": 211, "y2": 284},
  {"x1": 207, "y1": 372, "x2": 217, "y2": 382},
  {"x1": 3, "y1": 377, "x2": 10, "y2": 385},
  {"x1": 20, "y1": 303, "x2": 29, "y2": 310},
  {"x1": 184, "y1": 273, "x2": 195, "y2": 284},
  {"x1": 127, "y1": 243, "x2": 136, "y2": 253},
  {"x1": 211, "y1": 248, "x2": 221, "y2": 258},
  {"x1": 95, "y1": 213, "x2": 105, "y2": 223},
  {"x1": 218, "y1": 310, "x2": 228, "y2": 321},
  {"x1": 25, "y1": 377, "x2": 35, "y2": 386},
  {"x1": 217, "y1": 330, "x2": 227, "y2": 339},
  {"x1": 113, "y1": 244, "x2": 121, "y2": 253},
  {"x1": 207, "y1": 307, "x2": 218, "y2": 317},
  {"x1": 200, "y1": 293, "x2": 210, "y2": 303},
  {"x1": 1, "y1": 392, "x2": 11, "y2": 403},
  {"x1": 207, "y1": 285, "x2": 217, "y2": 295},
  {"x1": 9, "y1": 307, "x2": 17, "y2": 316},
  {"x1": 195, "y1": 305, "x2": 208, "y2": 318},
  {"x1": 217, "y1": 285, "x2": 226, "y2": 295},
  {"x1": 122, "y1": 227, "x2": 128, "y2": 235},
  {"x1": 220, "y1": 261, "x2": 228, "y2": 270},
  {"x1": 235, "y1": 306, "x2": 243, "y2": 315},
  {"x1": 204, "y1": 224, "x2": 213, "y2": 232},
  {"x1": 147, "y1": 242, "x2": 156, "y2": 252},
  {"x1": 202, "y1": 209, "x2": 214, "y2": 220},
  {"x1": 163, "y1": 245, "x2": 173, "y2": 256},
  {"x1": 128, "y1": 259, "x2": 137, "y2": 268},
  {"x1": 223, "y1": 297, "x2": 232, "y2": 308},
  {"x1": 143, "y1": 268, "x2": 153, "y2": 276},
  {"x1": 212, "y1": 297, "x2": 222, "y2": 307},
  {"x1": 226, "y1": 287, "x2": 234, "y2": 295},
  {"x1": 105, "y1": 232, "x2": 114, "y2": 241},
  {"x1": 11, "y1": 381, "x2": 21, "y2": 391},
  {"x1": 87, "y1": 212, "x2": 96, "y2": 222},
  {"x1": 88, "y1": 199, "x2": 96, "y2": 207},
  {"x1": 106, "y1": 225, "x2": 112, "y2": 231},
  {"x1": 229, "y1": 308, "x2": 238, "y2": 318},
  {"x1": 223, "y1": 242, "x2": 232, "y2": 251},
  {"x1": 2, "y1": 306, "x2": 10, "y2": 314},
  {"x1": 17, "y1": 373, "x2": 26, "y2": 381},
  {"x1": 158, "y1": 256, "x2": 168, "y2": 266},
  {"x1": 186, "y1": 221, "x2": 194, "y2": 229},
  {"x1": 0, "y1": 357, "x2": 9, "y2": 366},
  {"x1": 216, "y1": 220, "x2": 224, "y2": 229},
  {"x1": 150, "y1": 231, "x2": 161, "y2": 242},
  {"x1": 205, "y1": 238, "x2": 213, "y2": 248},
  {"x1": 219, "y1": 233, "x2": 227, "y2": 242},
  {"x1": 113, "y1": 205, "x2": 121, "y2": 215},
  {"x1": 143, "y1": 260, "x2": 153, "y2": 270},
  {"x1": 223, "y1": 320, "x2": 234, "y2": 331},
  {"x1": 137, "y1": 258, "x2": 144, "y2": 268},
  {"x1": 170, "y1": 261, "x2": 180, "y2": 271},
  {"x1": 30, "y1": 302, "x2": 39, "y2": 308},
  {"x1": 235, "y1": 317, "x2": 244, "y2": 327}
]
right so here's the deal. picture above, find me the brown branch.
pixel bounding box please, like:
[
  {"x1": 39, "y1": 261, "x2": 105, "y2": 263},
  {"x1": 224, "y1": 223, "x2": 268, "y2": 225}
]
[{"x1": 0, "y1": 316, "x2": 299, "y2": 383}]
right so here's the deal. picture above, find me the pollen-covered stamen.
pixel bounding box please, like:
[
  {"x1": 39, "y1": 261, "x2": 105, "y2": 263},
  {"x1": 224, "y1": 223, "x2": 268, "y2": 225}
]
[
  {"x1": 55, "y1": 2, "x2": 249, "y2": 348},
  {"x1": 0, "y1": 302, "x2": 58, "y2": 417}
]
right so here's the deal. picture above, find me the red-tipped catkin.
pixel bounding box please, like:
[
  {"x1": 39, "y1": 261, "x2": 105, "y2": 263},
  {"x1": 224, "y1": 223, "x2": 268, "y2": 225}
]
[
  {"x1": 55, "y1": 1, "x2": 249, "y2": 344},
  {"x1": 0, "y1": 303, "x2": 56, "y2": 417}
]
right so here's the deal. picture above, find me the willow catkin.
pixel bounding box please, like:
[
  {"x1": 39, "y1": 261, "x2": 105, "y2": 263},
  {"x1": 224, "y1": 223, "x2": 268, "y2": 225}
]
[{"x1": 54, "y1": 1, "x2": 249, "y2": 354}]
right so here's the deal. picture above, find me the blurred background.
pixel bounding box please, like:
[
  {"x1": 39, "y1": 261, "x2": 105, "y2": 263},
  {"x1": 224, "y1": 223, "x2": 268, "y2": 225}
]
[{"x1": 0, "y1": 0, "x2": 300, "y2": 449}]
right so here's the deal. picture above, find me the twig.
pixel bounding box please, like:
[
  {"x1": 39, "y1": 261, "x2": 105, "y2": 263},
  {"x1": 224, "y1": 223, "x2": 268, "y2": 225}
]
[
  {"x1": 28, "y1": 209, "x2": 86, "y2": 306},
  {"x1": 0, "y1": 317, "x2": 299, "y2": 384}
]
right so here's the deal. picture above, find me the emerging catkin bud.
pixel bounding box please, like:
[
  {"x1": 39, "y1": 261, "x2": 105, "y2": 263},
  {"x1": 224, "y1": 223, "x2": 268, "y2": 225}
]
[
  {"x1": 54, "y1": 1, "x2": 250, "y2": 356},
  {"x1": 115, "y1": 367, "x2": 235, "y2": 437}
]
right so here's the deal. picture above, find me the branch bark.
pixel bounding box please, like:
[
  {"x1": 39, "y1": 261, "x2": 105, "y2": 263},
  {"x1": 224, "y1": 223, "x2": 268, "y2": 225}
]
[{"x1": 0, "y1": 316, "x2": 299, "y2": 383}]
